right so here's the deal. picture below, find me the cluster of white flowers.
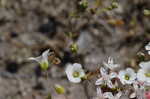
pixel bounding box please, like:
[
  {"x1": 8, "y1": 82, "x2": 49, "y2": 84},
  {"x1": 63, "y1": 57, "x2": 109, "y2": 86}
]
[
  {"x1": 65, "y1": 55, "x2": 150, "y2": 98},
  {"x1": 92, "y1": 42, "x2": 150, "y2": 99},
  {"x1": 95, "y1": 56, "x2": 150, "y2": 98},
  {"x1": 95, "y1": 67, "x2": 117, "y2": 88}
]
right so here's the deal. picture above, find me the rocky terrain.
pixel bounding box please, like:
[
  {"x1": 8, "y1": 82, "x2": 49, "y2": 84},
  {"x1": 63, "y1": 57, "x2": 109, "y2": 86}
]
[{"x1": 0, "y1": 0, "x2": 150, "y2": 99}]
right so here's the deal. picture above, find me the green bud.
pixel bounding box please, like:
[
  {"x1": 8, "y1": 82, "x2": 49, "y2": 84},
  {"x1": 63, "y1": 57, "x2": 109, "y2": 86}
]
[
  {"x1": 106, "y1": 6, "x2": 113, "y2": 10},
  {"x1": 78, "y1": 0, "x2": 88, "y2": 12},
  {"x1": 81, "y1": 75, "x2": 88, "y2": 80},
  {"x1": 111, "y1": 2, "x2": 119, "y2": 9},
  {"x1": 70, "y1": 43, "x2": 78, "y2": 53},
  {"x1": 54, "y1": 84, "x2": 65, "y2": 94},
  {"x1": 144, "y1": 9, "x2": 150, "y2": 16}
]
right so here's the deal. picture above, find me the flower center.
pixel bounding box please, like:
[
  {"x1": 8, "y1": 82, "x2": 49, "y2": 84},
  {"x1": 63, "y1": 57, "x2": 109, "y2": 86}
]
[
  {"x1": 124, "y1": 74, "x2": 130, "y2": 80},
  {"x1": 73, "y1": 71, "x2": 80, "y2": 78},
  {"x1": 145, "y1": 73, "x2": 150, "y2": 77}
]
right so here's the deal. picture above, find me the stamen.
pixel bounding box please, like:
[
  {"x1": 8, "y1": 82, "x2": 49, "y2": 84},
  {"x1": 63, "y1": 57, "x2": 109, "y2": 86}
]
[
  {"x1": 124, "y1": 75, "x2": 130, "y2": 80},
  {"x1": 145, "y1": 73, "x2": 150, "y2": 77},
  {"x1": 73, "y1": 71, "x2": 80, "y2": 78}
]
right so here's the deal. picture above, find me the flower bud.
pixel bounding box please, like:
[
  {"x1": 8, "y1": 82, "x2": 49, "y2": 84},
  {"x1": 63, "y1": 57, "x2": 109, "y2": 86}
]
[{"x1": 54, "y1": 84, "x2": 65, "y2": 94}]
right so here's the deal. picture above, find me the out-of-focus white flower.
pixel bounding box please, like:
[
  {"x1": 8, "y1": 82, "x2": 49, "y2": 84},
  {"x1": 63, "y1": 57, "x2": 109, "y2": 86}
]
[
  {"x1": 103, "y1": 57, "x2": 119, "y2": 70},
  {"x1": 118, "y1": 68, "x2": 136, "y2": 85},
  {"x1": 28, "y1": 49, "x2": 50, "y2": 70},
  {"x1": 137, "y1": 61, "x2": 150, "y2": 84},
  {"x1": 103, "y1": 91, "x2": 122, "y2": 99},
  {"x1": 95, "y1": 67, "x2": 117, "y2": 88},
  {"x1": 145, "y1": 42, "x2": 150, "y2": 55},
  {"x1": 65, "y1": 63, "x2": 85, "y2": 83}
]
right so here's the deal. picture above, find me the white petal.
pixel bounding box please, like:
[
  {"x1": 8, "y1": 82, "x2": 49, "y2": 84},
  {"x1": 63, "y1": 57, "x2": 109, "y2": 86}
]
[
  {"x1": 96, "y1": 87, "x2": 102, "y2": 95},
  {"x1": 126, "y1": 68, "x2": 136, "y2": 81},
  {"x1": 65, "y1": 64, "x2": 73, "y2": 77},
  {"x1": 73, "y1": 63, "x2": 82, "y2": 68},
  {"x1": 113, "y1": 64, "x2": 119, "y2": 68},
  {"x1": 139, "y1": 61, "x2": 150, "y2": 70},
  {"x1": 137, "y1": 69, "x2": 146, "y2": 82},
  {"x1": 103, "y1": 62, "x2": 110, "y2": 68},
  {"x1": 103, "y1": 92, "x2": 113, "y2": 98},
  {"x1": 118, "y1": 70, "x2": 127, "y2": 85},
  {"x1": 130, "y1": 92, "x2": 136, "y2": 98},
  {"x1": 116, "y1": 91, "x2": 122, "y2": 98},
  {"x1": 145, "y1": 43, "x2": 150, "y2": 50},
  {"x1": 28, "y1": 56, "x2": 43, "y2": 63},
  {"x1": 114, "y1": 81, "x2": 118, "y2": 87},
  {"x1": 67, "y1": 75, "x2": 81, "y2": 83},
  {"x1": 95, "y1": 78, "x2": 103, "y2": 85},
  {"x1": 148, "y1": 51, "x2": 150, "y2": 55},
  {"x1": 42, "y1": 49, "x2": 50, "y2": 61},
  {"x1": 28, "y1": 49, "x2": 50, "y2": 64},
  {"x1": 107, "y1": 80, "x2": 114, "y2": 88},
  {"x1": 109, "y1": 72, "x2": 117, "y2": 79},
  {"x1": 100, "y1": 67, "x2": 107, "y2": 76},
  {"x1": 42, "y1": 49, "x2": 50, "y2": 57},
  {"x1": 126, "y1": 68, "x2": 135, "y2": 74},
  {"x1": 118, "y1": 70, "x2": 125, "y2": 79},
  {"x1": 133, "y1": 82, "x2": 138, "y2": 90},
  {"x1": 108, "y1": 57, "x2": 113, "y2": 64}
]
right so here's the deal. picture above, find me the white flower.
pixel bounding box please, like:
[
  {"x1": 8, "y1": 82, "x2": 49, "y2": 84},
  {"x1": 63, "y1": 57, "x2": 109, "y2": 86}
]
[
  {"x1": 137, "y1": 61, "x2": 150, "y2": 84},
  {"x1": 95, "y1": 67, "x2": 117, "y2": 88},
  {"x1": 65, "y1": 63, "x2": 85, "y2": 83},
  {"x1": 145, "y1": 42, "x2": 150, "y2": 55},
  {"x1": 28, "y1": 49, "x2": 50, "y2": 70},
  {"x1": 103, "y1": 91, "x2": 122, "y2": 99},
  {"x1": 118, "y1": 68, "x2": 136, "y2": 85},
  {"x1": 103, "y1": 57, "x2": 119, "y2": 70}
]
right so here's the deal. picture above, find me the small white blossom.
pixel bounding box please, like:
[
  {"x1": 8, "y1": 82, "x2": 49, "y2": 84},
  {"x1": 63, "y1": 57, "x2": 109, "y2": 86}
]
[
  {"x1": 145, "y1": 42, "x2": 150, "y2": 55},
  {"x1": 28, "y1": 49, "x2": 50, "y2": 70},
  {"x1": 103, "y1": 91, "x2": 122, "y2": 99},
  {"x1": 103, "y1": 57, "x2": 119, "y2": 70},
  {"x1": 65, "y1": 63, "x2": 85, "y2": 83},
  {"x1": 118, "y1": 68, "x2": 136, "y2": 85},
  {"x1": 95, "y1": 67, "x2": 117, "y2": 88},
  {"x1": 137, "y1": 61, "x2": 150, "y2": 84}
]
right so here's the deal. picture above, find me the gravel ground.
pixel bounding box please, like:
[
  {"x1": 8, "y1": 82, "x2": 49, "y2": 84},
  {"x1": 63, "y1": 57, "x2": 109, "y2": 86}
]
[{"x1": 0, "y1": 0, "x2": 150, "y2": 99}]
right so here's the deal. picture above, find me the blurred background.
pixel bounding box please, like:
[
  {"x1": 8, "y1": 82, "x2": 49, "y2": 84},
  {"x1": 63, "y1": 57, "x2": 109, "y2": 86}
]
[{"x1": 0, "y1": 0, "x2": 150, "y2": 99}]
